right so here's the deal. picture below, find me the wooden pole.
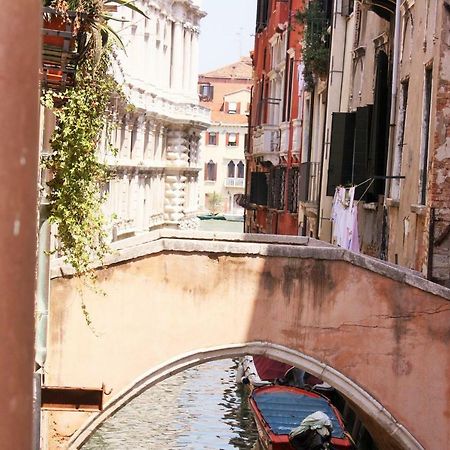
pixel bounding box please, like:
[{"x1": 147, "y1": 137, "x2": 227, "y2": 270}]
[{"x1": 0, "y1": 1, "x2": 41, "y2": 448}]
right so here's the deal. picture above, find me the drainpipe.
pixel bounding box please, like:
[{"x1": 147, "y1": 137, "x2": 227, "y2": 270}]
[
  {"x1": 382, "y1": 0, "x2": 402, "y2": 258},
  {"x1": 283, "y1": 0, "x2": 294, "y2": 224},
  {"x1": 0, "y1": 1, "x2": 41, "y2": 448}
]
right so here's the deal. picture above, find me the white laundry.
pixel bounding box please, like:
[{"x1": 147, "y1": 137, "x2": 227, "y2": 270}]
[{"x1": 331, "y1": 186, "x2": 360, "y2": 252}]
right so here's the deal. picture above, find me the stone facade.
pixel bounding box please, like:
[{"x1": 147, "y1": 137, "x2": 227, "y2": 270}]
[{"x1": 101, "y1": 0, "x2": 210, "y2": 238}]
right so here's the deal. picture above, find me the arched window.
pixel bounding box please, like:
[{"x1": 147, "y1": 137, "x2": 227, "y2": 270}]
[
  {"x1": 204, "y1": 160, "x2": 217, "y2": 181},
  {"x1": 227, "y1": 160, "x2": 236, "y2": 178},
  {"x1": 237, "y1": 161, "x2": 245, "y2": 178}
]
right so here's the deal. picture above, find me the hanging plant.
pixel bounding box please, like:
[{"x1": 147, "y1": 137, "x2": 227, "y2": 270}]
[
  {"x1": 41, "y1": 0, "x2": 147, "y2": 275},
  {"x1": 295, "y1": 1, "x2": 330, "y2": 91}
]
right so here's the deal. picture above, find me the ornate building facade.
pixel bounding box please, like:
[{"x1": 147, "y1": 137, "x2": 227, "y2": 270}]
[{"x1": 102, "y1": 0, "x2": 210, "y2": 238}]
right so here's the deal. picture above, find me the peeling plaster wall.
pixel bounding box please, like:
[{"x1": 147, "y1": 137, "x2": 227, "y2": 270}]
[
  {"x1": 427, "y1": 1, "x2": 450, "y2": 286},
  {"x1": 387, "y1": 0, "x2": 450, "y2": 286}
]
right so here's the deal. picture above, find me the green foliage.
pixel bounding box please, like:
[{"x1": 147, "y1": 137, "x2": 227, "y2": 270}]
[
  {"x1": 43, "y1": 52, "x2": 119, "y2": 275},
  {"x1": 41, "y1": 0, "x2": 146, "y2": 275},
  {"x1": 208, "y1": 192, "x2": 223, "y2": 215},
  {"x1": 296, "y1": 1, "x2": 330, "y2": 91}
]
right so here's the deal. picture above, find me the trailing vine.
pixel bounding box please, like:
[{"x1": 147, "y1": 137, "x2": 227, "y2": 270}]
[
  {"x1": 42, "y1": 0, "x2": 147, "y2": 275},
  {"x1": 295, "y1": 1, "x2": 330, "y2": 91},
  {"x1": 42, "y1": 52, "x2": 118, "y2": 274}
]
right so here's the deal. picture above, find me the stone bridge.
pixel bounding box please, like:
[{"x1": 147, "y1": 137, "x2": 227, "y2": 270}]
[{"x1": 45, "y1": 231, "x2": 450, "y2": 449}]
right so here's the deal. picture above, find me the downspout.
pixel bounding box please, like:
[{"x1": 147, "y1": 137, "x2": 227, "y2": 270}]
[
  {"x1": 282, "y1": 0, "x2": 294, "y2": 229},
  {"x1": 382, "y1": 0, "x2": 402, "y2": 257},
  {"x1": 315, "y1": 0, "x2": 336, "y2": 239},
  {"x1": 34, "y1": 108, "x2": 54, "y2": 450},
  {"x1": 244, "y1": 85, "x2": 254, "y2": 232}
]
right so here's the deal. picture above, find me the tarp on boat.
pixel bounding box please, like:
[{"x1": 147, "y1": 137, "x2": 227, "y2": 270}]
[
  {"x1": 252, "y1": 387, "x2": 346, "y2": 439},
  {"x1": 253, "y1": 355, "x2": 292, "y2": 380}
]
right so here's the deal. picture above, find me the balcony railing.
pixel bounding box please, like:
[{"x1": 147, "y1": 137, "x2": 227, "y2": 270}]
[
  {"x1": 225, "y1": 178, "x2": 245, "y2": 188},
  {"x1": 299, "y1": 162, "x2": 321, "y2": 204},
  {"x1": 252, "y1": 125, "x2": 280, "y2": 164}
]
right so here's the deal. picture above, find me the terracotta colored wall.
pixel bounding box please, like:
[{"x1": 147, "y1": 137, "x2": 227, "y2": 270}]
[{"x1": 45, "y1": 235, "x2": 450, "y2": 449}]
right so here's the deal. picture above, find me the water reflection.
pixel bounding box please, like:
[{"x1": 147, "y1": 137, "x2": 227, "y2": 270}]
[{"x1": 84, "y1": 359, "x2": 258, "y2": 449}]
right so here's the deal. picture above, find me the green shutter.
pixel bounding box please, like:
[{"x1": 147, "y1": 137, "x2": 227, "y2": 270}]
[{"x1": 326, "y1": 112, "x2": 356, "y2": 196}]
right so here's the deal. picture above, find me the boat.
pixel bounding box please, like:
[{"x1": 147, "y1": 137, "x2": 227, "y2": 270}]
[
  {"x1": 224, "y1": 213, "x2": 244, "y2": 222},
  {"x1": 249, "y1": 385, "x2": 353, "y2": 450}
]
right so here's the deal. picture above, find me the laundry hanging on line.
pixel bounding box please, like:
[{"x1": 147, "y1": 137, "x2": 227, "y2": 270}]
[{"x1": 331, "y1": 186, "x2": 360, "y2": 253}]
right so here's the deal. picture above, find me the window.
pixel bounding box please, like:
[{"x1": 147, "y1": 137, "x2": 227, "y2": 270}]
[
  {"x1": 227, "y1": 102, "x2": 238, "y2": 114},
  {"x1": 227, "y1": 160, "x2": 236, "y2": 178},
  {"x1": 227, "y1": 132, "x2": 238, "y2": 146},
  {"x1": 419, "y1": 67, "x2": 433, "y2": 205},
  {"x1": 206, "y1": 132, "x2": 218, "y2": 145},
  {"x1": 237, "y1": 161, "x2": 245, "y2": 179},
  {"x1": 199, "y1": 83, "x2": 214, "y2": 101},
  {"x1": 204, "y1": 160, "x2": 217, "y2": 181}
]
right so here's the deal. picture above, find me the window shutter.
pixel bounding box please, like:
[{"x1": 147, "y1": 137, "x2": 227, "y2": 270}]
[
  {"x1": 204, "y1": 163, "x2": 208, "y2": 180},
  {"x1": 236, "y1": 103, "x2": 241, "y2": 114},
  {"x1": 226, "y1": 133, "x2": 229, "y2": 146},
  {"x1": 212, "y1": 163, "x2": 217, "y2": 181},
  {"x1": 224, "y1": 102, "x2": 229, "y2": 113},
  {"x1": 205, "y1": 132, "x2": 210, "y2": 145},
  {"x1": 236, "y1": 133, "x2": 240, "y2": 146},
  {"x1": 353, "y1": 105, "x2": 373, "y2": 198},
  {"x1": 327, "y1": 112, "x2": 356, "y2": 196},
  {"x1": 250, "y1": 172, "x2": 268, "y2": 205}
]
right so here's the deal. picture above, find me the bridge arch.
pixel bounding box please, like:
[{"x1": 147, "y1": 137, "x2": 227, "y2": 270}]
[
  {"x1": 46, "y1": 232, "x2": 450, "y2": 449},
  {"x1": 69, "y1": 342, "x2": 422, "y2": 449}
]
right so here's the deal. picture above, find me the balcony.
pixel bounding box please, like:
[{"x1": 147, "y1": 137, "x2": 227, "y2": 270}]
[
  {"x1": 299, "y1": 162, "x2": 321, "y2": 207},
  {"x1": 252, "y1": 124, "x2": 280, "y2": 165},
  {"x1": 280, "y1": 123, "x2": 290, "y2": 158},
  {"x1": 225, "y1": 178, "x2": 245, "y2": 188}
]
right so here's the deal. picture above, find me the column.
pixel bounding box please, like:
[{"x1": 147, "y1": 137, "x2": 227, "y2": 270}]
[
  {"x1": 191, "y1": 30, "x2": 199, "y2": 98},
  {"x1": 132, "y1": 116, "x2": 146, "y2": 161},
  {"x1": 165, "y1": 127, "x2": 189, "y2": 167},
  {"x1": 171, "y1": 21, "x2": 184, "y2": 91},
  {"x1": 120, "y1": 116, "x2": 133, "y2": 160},
  {"x1": 164, "y1": 127, "x2": 190, "y2": 222},
  {"x1": 165, "y1": 19, "x2": 173, "y2": 89},
  {"x1": 0, "y1": 1, "x2": 40, "y2": 448},
  {"x1": 183, "y1": 27, "x2": 192, "y2": 94}
]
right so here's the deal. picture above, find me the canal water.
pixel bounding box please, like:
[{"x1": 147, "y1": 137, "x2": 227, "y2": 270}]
[{"x1": 83, "y1": 359, "x2": 259, "y2": 449}]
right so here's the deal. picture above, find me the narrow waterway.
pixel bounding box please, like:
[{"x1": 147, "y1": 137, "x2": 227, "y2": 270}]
[{"x1": 83, "y1": 359, "x2": 259, "y2": 449}]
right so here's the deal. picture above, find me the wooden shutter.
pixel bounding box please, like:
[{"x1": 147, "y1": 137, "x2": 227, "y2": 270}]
[
  {"x1": 236, "y1": 103, "x2": 241, "y2": 114},
  {"x1": 250, "y1": 172, "x2": 268, "y2": 205},
  {"x1": 212, "y1": 163, "x2": 217, "y2": 181},
  {"x1": 226, "y1": 133, "x2": 229, "y2": 146},
  {"x1": 235, "y1": 133, "x2": 240, "y2": 146},
  {"x1": 326, "y1": 112, "x2": 356, "y2": 196},
  {"x1": 204, "y1": 163, "x2": 208, "y2": 180},
  {"x1": 224, "y1": 102, "x2": 229, "y2": 113},
  {"x1": 369, "y1": 51, "x2": 389, "y2": 198},
  {"x1": 205, "y1": 132, "x2": 210, "y2": 145},
  {"x1": 353, "y1": 105, "x2": 373, "y2": 198}
]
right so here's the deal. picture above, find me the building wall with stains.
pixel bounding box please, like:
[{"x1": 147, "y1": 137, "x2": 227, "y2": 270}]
[{"x1": 386, "y1": 0, "x2": 450, "y2": 286}]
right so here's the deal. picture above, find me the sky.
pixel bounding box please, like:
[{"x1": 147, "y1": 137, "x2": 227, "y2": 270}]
[{"x1": 198, "y1": 0, "x2": 257, "y2": 74}]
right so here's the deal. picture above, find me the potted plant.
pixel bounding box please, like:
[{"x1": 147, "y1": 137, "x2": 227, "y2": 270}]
[{"x1": 42, "y1": 0, "x2": 147, "y2": 92}]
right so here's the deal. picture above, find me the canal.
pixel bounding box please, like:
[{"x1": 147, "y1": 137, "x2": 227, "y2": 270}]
[{"x1": 83, "y1": 359, "x2": 259, "y2": 449}]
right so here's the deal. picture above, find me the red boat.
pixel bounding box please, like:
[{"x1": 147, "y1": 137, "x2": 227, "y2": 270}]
[{"x1": 249, "y1": 385, "x2": 353, "y2": 450}]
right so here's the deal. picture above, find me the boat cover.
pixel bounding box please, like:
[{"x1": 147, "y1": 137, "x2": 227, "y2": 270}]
[
  {"x1": 253, "y1": 355, "x2": 292, "y2": 380},
  {"x1": 253, "y1": 390, "x2": 345, "y2": 438}
]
